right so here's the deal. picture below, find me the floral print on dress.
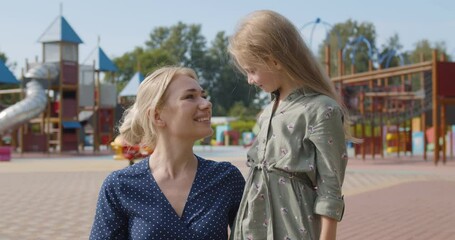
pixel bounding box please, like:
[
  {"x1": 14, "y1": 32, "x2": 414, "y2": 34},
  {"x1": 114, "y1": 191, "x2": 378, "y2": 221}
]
[
  {"x1": 280, "y1": 148, "x2": 288, "y2": 158},
  {"x1": 233, "y1": 92, "x2": 347, "y2": 240},
  {"x1": 342, "y1": 152, "x2": 348, "y2": 161},
  {"x1": 287, "y1": 123, "x2": 294, "y2": 131},
  {"x1": 325, "y1": 106, "x2": 334, "y2": 119},
  {"x1": 308, "y1": 125, "x2": 314, "y2": 134}
]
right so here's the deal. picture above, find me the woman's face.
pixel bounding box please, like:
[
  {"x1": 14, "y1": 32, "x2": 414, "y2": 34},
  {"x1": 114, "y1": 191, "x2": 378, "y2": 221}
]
[{"x1": 158, "y1": 75, "x2": 213, "y2": 141}]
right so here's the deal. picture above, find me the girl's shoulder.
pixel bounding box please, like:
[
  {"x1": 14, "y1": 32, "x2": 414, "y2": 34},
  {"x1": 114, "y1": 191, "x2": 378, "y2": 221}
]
[{"x1": 298, "y1": 94, "x2": 343, "y2": 121}]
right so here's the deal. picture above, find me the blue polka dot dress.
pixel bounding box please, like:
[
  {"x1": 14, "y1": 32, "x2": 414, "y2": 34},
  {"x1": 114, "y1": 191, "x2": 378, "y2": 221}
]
[{"x1": 90, "y1": 155, "x2": 245, "y2": 240}]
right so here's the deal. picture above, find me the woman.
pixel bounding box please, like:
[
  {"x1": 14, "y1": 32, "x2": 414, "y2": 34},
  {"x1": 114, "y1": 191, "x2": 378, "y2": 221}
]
[{"x1": 90, "y1": 66, "x2": 245, "y2": 240}]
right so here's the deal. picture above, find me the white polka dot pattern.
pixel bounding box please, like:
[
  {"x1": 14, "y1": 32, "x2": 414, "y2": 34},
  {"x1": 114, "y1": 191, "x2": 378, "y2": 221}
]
[{"x1": 90, "y1": 155, "x2": 245, "y2": 239}]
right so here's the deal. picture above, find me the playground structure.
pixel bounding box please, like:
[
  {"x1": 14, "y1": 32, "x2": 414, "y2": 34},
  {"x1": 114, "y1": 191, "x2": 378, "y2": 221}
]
[
  {"x1": 0, "y1": 15, "x2": 117, "y2": 154},
  {"x1": 302, "y1": 18, "x2": 455, "y2": 165},
  {"x1": 323, "y1": 40, "x2": 453, "y2": 164},
  {"x1": 1, "y1": 16, "x2": 454, "y2": 165}
]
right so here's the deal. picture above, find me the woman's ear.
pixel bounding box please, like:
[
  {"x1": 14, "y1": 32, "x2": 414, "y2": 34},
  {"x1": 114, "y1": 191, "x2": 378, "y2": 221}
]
[{"x1": 153, "y1": 109, "x2": 166, "y2": 127}]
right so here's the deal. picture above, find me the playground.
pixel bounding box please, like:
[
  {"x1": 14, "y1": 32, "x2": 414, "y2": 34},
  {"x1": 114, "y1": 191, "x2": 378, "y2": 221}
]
[
  {"x1": 1, "y1": 14, "x2": 454, "y2": 164},
  {"x1": 0, "y1": 10, "x2": 455, "y2": 240}
]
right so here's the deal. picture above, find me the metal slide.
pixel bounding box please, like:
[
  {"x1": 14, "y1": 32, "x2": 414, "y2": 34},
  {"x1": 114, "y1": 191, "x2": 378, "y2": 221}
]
[{"x1": 0, "y1": 63, "x2": 58, "y2": 133}]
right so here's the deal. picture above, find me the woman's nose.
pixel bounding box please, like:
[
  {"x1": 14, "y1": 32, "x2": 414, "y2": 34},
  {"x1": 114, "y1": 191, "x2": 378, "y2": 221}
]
[{"x1": 200, "y1": 98, "x2": 212, "y2": 109}]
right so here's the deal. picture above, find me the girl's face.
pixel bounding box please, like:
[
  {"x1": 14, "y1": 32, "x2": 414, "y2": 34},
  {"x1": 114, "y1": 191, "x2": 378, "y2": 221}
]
[
  {"x1": 242, "y1": 62, "x2": 283, "y2": 93},
  {"x1": 158, "y1": 75, "x2": 213, "y2": 141}
]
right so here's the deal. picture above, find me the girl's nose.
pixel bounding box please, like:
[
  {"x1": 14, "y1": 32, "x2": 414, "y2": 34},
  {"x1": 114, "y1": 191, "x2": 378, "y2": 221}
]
[{"x1": 247, "y1": 75, "x2": 254, "y2": 85}]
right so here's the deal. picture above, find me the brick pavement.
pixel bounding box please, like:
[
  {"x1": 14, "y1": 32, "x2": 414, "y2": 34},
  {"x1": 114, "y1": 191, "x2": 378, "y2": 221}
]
[{"x1": 0, "y1": 147, "x2": 454, "y2": 240}]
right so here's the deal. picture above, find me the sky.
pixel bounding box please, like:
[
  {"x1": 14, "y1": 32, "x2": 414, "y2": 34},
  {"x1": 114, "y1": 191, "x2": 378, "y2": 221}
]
[{"x1": 1, "y1": 0, "x2": 454, "y2": 77}]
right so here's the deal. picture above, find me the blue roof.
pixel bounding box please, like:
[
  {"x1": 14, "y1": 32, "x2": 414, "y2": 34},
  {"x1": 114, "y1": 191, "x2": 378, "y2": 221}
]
[
  {"x1": 62, "y1": 121, "x2": 82, "y2": 129},
  {"x1": 37, "y1": 16, "x2": 83, "y2": 44},
  {"x1": 98, "y1": 48, "x2": 117, "y2": 72},
  {"x1": 0, "y1": 60, "x2": 19, "y2": 84},
  {"x1": 119, "y1": 72, "x2": 145, "y2": 97},
  {"x1": 83, "y1": 47, "x2": 117, "y2": 72}
]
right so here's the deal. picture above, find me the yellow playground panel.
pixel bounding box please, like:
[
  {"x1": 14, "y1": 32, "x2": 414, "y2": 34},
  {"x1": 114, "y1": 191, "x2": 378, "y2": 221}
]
[{"x1": 386, "y1": 132, "x2": 412, "y2": 153}]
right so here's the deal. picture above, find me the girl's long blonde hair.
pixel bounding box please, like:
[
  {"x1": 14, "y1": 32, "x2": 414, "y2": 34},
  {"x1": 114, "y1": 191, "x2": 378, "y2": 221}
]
[
  {"x1": 118, "y1": 66, "x2": 198, "y2": 148},
  {"x1": 228, "y1": 10, "x2": 358, "y2": 142}
]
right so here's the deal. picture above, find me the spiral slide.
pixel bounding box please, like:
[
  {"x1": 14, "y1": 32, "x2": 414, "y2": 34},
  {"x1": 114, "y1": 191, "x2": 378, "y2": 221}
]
[{"x1": 0, "y1": 63, "x2": 58, "y2": 133}]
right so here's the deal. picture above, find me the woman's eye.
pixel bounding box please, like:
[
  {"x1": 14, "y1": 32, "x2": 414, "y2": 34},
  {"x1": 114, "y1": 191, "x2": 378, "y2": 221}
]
[{"x1": 185, "y1": 95, "x2": 194, "y2": 99}]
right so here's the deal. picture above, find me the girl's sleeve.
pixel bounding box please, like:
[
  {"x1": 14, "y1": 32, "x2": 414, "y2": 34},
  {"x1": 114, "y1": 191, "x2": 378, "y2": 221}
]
[
  {"x1": 308, "y1": 106, "x2": 348, "y2": 221},
  {"x1": 89, "y1": 173, "x2": 129, "y2": 239}
]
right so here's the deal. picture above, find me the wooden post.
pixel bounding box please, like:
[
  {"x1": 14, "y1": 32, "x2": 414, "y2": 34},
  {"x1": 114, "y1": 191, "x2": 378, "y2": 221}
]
[
  {"x1": 94, "y1": 66, "x2": 100, "y2": 152},
  {"x1": 419, "y1": 53, "x2": 427, "y2": 160},
  {"x1": 380, "y1": 101, "x2": 384, "y2": 158},
  {"x1": 368, "y1": 60, "x2": 375, "y2": 158},
  {"x1": 360, "y1": 93, "x2": 365, "y2": 160},
  {"x1": 440, "y1": 52, "x2": 447, "y2": 163},
  {"x1": 432, "y1": 50, "x2": 439, "y2": 164},
  {"x1": 451, "y1": 125, "x2": 453, "y2": 159},
  {"x1": 441, "y1": 104, "x2": 446, "y2": 163},
  {"x1": 325, "y1": 45, "x2": 331, "y2": 77}
]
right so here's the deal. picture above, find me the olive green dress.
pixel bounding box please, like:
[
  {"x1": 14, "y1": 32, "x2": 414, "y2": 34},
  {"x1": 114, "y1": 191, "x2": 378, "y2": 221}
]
[{"x1": 231, "y1": 89, "x2": 348, "y2": 240}]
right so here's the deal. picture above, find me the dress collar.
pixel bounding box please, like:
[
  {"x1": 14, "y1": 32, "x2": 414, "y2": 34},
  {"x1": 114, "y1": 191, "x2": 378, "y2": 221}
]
[{"x1": 271, "y1": 87, "x2": 320, "y2": 101}]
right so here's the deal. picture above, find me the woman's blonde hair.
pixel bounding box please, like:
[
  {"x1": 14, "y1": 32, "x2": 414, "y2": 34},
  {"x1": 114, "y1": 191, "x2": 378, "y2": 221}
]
[
  {"x1": 228, "y1": 10, "x2": 357, "y2": 142},
  {"x1": 118, "y1": 66, "x2": 198, "y2": 148}
]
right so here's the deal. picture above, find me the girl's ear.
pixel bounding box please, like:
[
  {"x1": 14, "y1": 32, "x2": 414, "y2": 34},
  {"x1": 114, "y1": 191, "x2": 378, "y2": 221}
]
[{"x1": 271, "y1": 58, "x2": 282, "y2": 70}]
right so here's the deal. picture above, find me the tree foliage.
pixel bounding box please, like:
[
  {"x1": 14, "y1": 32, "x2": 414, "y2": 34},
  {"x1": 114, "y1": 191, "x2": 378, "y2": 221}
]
[
  {"x1": 0, "y1": 52, "x2": 7, "y2": 62},
  {"x1": 409, "y1": 39, "x2": 451, "y2": 62},
  {"x1": 113, "y1": 23, "x2": 259, "y2": 116},
  {"x1": 110, "y1": 20, "x2": 452, "y2": 117},
  {"x1": 318, "y1": 19, "x2": 377, "y2": 76}
]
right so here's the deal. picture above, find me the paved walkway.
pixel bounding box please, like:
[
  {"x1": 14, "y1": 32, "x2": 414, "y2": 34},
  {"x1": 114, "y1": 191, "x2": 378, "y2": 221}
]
[{"x1": 0, "y1": 147, "x2": 454, "y2": 240}]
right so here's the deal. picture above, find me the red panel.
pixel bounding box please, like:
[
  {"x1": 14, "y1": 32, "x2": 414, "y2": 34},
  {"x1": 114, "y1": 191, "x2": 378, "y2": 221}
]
[
  {"x1": 354, "y1": 136, "x2": 383, "y2": 155},
  {"x1": 99, "y1": 108, "x2": 114, "y2": 132},
  {"x1": 62, "y1": 61, "x2": 78, "y2": 85},
  {"x1": 61, "y1": 99, "x2": 78, "y2": 118},
  {"x1": 22, "y1": 134, "x2": 48, "y2": 152},
  {"x1": 437, "y1": 62, "x2": 455, "y2": 97}
]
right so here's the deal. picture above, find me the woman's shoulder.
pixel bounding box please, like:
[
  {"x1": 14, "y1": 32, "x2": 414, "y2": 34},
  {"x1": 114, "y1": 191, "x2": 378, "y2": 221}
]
[
  {"x1": 104, "y1": 158, "x2": 150, "y2": 183},
  {"x1": 196, "y1": 156, "x2": 246, "y2": 193},
  {"x1": 197, "y1": 155, "x2": 239, "y2": 172},
  {"x1": 196, "y1": 155, "x2": 244, "y2": 180}
]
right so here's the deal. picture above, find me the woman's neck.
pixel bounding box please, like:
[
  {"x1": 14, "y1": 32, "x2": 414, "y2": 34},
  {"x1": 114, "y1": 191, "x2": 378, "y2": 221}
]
[{"x1": 149, "y1": 141, "x2": 197, "y2": 179}]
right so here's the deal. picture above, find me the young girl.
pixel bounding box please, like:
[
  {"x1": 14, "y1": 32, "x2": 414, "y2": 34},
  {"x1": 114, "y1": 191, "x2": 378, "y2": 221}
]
[
  {"x1": 228, "y1": 10, "x2": 354, "y2": 240},
  {"x1": 90, "y1": 66, "x2": 245, "y2": 239}
]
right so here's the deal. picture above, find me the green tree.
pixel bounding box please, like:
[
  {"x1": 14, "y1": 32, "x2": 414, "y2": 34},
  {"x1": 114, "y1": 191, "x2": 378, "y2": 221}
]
[
  {"x1": 378, "y1": 33, "x2": 407, "y2": 68},
  {"x1": 112, "y1": 23, "x2": 263, "y2": 115},
  {"x1": 318, "y1": 19, "x2": 377, "y2": 76},
  {"x1": 0, "y1": 52, "x2": 6, "y2": 62},
  {"x1": 202, "y1": 32, "x2": 260, "y2": 116},
  {"x1": 145, "y1": 22, "x2": 208, "y2": 79},
  {"x1": 409, "y1": 39, "x2": 451, "y2": 63}
]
